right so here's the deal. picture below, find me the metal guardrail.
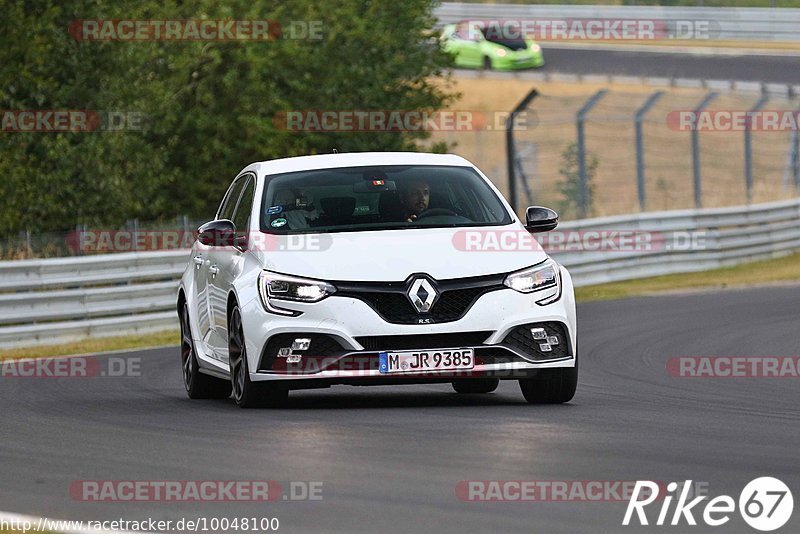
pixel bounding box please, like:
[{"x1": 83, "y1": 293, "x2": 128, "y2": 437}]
[
  {"x1": 0, "y1": 251, "x2": 189, "y2": 348},
  {"x1": 551, "y1": 197, "x2": 800, "y2": 286},
  {"x1": 436, "y1": 3, "x2": 800, "y2": 42},
  {"x1": 0, "y1": 198, "x2": 799, "y2": 349}
]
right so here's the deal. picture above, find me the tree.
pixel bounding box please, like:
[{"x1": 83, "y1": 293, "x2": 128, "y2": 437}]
[{"x1": 0, "y1": 0, "x2": 457, "y2": 234}]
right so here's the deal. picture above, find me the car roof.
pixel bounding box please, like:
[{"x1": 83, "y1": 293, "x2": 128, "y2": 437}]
[{"x1": 243, "y1": 152, "x2": 474, "y2": 177}]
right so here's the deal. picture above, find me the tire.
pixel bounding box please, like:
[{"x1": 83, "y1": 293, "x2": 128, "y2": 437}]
[
  {"x1": 180, "y1": 303, "x2": 231, "y2": 399},
  {"x1": 519, "y1": 354, "x2": 578, "y2": 404},
  {"x1": 228, "y1": 305, "x2": 288, "y2": 408},
  {"x1": 452, "y1": 378, "x2": 499, "y2": 394},
  {"x1": 482, "y1": 56, "x2": 492, "y2": 70}
]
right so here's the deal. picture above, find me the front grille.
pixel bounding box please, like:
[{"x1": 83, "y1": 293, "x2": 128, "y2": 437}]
[
  {"x1": 356, "y1": 331, "x2": 493, "y2": 351},
  {"x1": 433, "y1": 287, "x2": 489, "y2": 322},
  {"x1": 334, "y1": 273, "x2": 505, "y2": 324},
  {"x1": 258, "y1": 333, "x2": 346, "y2": 371},
  {"x1": 502, "y1": 322, "x2": 571, "y2": 361}
]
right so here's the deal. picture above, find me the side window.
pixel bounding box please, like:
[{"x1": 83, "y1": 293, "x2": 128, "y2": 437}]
[
  {"x1": 231, "y1": 176, "x2": 255, "y2": 233},
  {"x1": 217, "y1": 177, "x2": 245, "y2": 221},
  {"x1": 454, "y1": 23, "x2": 481, "y2": 41},
  {"x1": 453, "y1": 24, "x2": 470, "y2": 40}
]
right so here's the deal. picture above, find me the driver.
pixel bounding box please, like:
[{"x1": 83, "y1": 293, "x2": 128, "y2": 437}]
[{"x1": 398, "y1": 179, "x2": 430, "y2": 222}]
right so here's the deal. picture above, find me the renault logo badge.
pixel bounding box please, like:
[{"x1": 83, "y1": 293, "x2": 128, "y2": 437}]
[{"x1": 407, "y1": 277, "x2": 437, "y2": 313}]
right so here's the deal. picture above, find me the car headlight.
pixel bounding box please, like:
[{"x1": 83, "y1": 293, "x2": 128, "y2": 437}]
[
  {"x1": 529, "y1": 43, "x2": 541, "y2": 53},
  {"x1": 258, "y1": 271, "x2": 336, "y2": 316},
  {"x1": 503, "y1": 259, "x2": 561, "y2": 306},
  {"x1": 495, "y1": 48, "x2": 507, "y2": 57}
]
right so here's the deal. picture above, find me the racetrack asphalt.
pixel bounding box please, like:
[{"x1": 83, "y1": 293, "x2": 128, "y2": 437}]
[
  {"x1": 536, "y1": 46, "x2": 800, "y2": 85},
  {"x1": 0, "y1": 285, "x2": 798, "y2": 533}
]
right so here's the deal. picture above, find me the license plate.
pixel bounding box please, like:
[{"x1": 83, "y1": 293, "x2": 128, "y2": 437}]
[{"x1": 378, "y1": 348, "x2": 474, "y2": 374}]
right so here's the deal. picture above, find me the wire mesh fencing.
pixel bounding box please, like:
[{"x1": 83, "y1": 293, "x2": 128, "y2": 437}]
[{"x1": 434, "y1": 85, "x2": 800, "y2": 220}]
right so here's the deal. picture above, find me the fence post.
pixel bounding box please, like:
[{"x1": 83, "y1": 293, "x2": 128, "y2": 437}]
[
  {"x1": 25, "y1": 230, "x2": 32, "y2": 257},
  {"x1": 506, "y1": 88, "x2": 538, "y2": 215},
  {"x1": 794, "y1": 127, "x2": 800, "y2": 190},
  {"x1": 75, "y1": 223, "x2": 84, "y2": 255},
  {"x1": 634, "y1": 91, "x2": 664, "y2": 212},
  {"x1": 514, "y1": 146, "x2": 535, "y2": 206},
  {"x1": 576, "y1": 89, "x2": 607, "y2": 219},
  {"x1": 691, "y1": 92, "x2": 718, "y2": 209},
  {"x1": 744, "y1": 94, "x2": 768, "y2": 204}
]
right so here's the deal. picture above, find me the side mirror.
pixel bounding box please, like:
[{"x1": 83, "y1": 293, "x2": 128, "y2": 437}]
[
  {"x1": 524, "y1": 206, "x2": 559, "y2": 233},
  {"x1": 197, "y1": 219, "x2": 236, "y2": 247},
  {"x1": 233, "y1": 234, "x2": 249, "y2": 249}
]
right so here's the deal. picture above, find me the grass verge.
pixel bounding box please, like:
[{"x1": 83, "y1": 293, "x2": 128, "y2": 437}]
[
  {"x1": 0, "y1": 329, "x2": 178, "y2": 361},
  {"x1": 576, "y1": 251, "x2": 800, "y2": 302}
]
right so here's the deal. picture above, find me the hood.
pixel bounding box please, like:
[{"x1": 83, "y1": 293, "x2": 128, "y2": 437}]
[
  {"x1": 485, "y1": 37, "x2": 529, "y2": 51},
  {"x1": 251, "y1": 226, "x2": 549, "y2": 282}
]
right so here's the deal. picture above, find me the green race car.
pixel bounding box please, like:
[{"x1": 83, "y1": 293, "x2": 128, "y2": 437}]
[{"x1": 442, "y1": 21, "x2": 544, "y2": 71}]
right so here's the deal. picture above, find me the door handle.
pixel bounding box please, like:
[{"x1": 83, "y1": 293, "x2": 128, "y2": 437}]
[{"x1": 209, "y1": 265, "x2": 219, "y2": 278}]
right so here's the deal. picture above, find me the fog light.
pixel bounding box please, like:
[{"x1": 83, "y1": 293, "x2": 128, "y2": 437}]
[
  {"x1": 292, "y1": 338, "x2": 311, "y2": 351},
  {"x1": 278, "y1": 347, "x2": 292, "y2": 357},
  {"x1": 530, "y1": 327, "x2": 547, "y2": 340},
  {"x1": 539, "y1": 343, "x2": 552, "y2": 352},
  {"x1": 547, "y1": 336, "x2": 559, "y2": 345}
]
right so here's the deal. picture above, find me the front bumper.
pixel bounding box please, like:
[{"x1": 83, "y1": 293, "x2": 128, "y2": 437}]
[
  {"x1": 239, "y1": 267, "x2": 576, "y2": 385},
  {"x1": 493, "y1": 52, "x2": 545, "y2": 71}
]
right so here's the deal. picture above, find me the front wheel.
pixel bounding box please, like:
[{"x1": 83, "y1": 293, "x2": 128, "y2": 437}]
[
  {"x1": 228, "y1": 305, "x2": 288, "y2": 408},
  {"x1": 519, "y1": 356, "x2": 578, "y2": 404},
  {"x1": 180, "y1": 303, "x2": 231, "y2": 399}
]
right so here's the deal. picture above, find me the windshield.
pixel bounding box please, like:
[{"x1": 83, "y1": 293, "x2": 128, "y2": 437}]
[
  {"x1": 259, "y1": 164, "x2": 512, "y2": 234},
  {"x1": 481, "y1": 26, "x2": 529, "y2": 51}
]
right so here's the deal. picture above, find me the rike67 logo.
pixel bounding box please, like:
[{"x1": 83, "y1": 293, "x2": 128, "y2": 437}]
[{"x1": 623, "y1": 478, "x2": 793, "y2": 531}]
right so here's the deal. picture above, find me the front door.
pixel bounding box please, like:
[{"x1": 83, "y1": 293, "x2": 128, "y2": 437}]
[{"x1": 206, "y1": 174, "x2": 255, "y2": 363}]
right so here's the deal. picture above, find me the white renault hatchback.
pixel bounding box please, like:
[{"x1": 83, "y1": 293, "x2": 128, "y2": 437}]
[{"x1": 177, "y1": 152, "x2": 577, "y2": 407}]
